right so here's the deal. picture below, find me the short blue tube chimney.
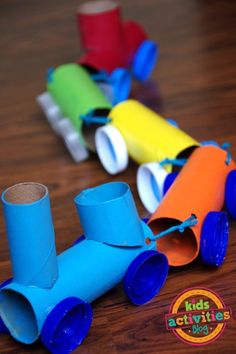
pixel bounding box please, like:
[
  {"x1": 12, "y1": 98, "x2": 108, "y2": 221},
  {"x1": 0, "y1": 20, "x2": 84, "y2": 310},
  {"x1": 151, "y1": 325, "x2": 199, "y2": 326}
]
[{"x1": 75, "y1": 182, "x2": 144, "y2": 246}]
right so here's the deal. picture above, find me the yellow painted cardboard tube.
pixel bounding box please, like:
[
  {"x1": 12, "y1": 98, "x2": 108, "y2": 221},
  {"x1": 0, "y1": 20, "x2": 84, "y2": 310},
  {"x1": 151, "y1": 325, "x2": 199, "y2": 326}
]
[
  {"x1": 148, "y1": 145, "x2": 236, "y2": 266},
  {"x1": 108, "y1": 100, "x2": 199, "y2": 169}
]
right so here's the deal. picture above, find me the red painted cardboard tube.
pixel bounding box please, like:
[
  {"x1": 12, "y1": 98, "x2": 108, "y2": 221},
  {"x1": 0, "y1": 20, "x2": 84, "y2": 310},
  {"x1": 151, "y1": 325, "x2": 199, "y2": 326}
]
[
  {"x1": 76, "y1": 0, "x2": 147, "y2": 73},
  {"x1": 123, "y1": 21, "x2": 147, "y2": 66}
]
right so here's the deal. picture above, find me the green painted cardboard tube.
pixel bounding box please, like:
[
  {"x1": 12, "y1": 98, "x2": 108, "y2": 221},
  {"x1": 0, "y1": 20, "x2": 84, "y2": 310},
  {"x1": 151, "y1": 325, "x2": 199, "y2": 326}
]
[{"x1": 47, "y1": 64, "x2": 112, "y2": 132}]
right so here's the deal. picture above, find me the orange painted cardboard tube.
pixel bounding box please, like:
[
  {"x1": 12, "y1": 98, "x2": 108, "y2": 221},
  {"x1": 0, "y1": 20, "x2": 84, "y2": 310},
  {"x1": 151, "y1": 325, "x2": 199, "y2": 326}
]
[{"x1": 148, "y1": 146, "x2": 235, "y2": 267}]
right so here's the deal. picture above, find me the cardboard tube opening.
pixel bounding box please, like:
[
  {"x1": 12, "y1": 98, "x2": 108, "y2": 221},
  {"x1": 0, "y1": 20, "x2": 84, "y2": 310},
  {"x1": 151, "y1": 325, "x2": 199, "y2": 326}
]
[
  {"x1": 137, "y1": 163, "x2": 167, "y2": 213},
  {"x1": 177, "y1": 145, "x2": 198, "y2": 159},
  {"x1": 76, "y1": 182, "x2": 129, "y2": 206},
  {"x1": 3, "y1": 183, "x2": 47, "y2": 205},
  {"x1": 95, "y1": 125, "x2": 128, "y2": 174},
  {"x1": 97, "y1": 128, "x2": 117, "y2": 164},
  {"x1": 0, "y1": 289, "x2": 39, "y2": 344},
  {"x1": 149, "y1": 218, "x2": 198, "y2": 266},
  {"x1": 143, "y1": 42, "x2": 157, "y2": 78},
  {"x1": 81, "y1": 108, "x2": 111, "y2": 151},
  {"x1": 79, "y1": 0, "x2": 118, "y2": 15}
]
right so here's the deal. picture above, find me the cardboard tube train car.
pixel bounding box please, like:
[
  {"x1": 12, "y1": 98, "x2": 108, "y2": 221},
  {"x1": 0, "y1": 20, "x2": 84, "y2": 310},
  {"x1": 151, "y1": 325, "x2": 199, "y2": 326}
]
[
  {"x1": 147, "y1": 145, "x2": 236, "y2": 267},
  {"x1": 37, "y1": 63, "x2": 132, "y2": 162},
  {"x1": 37, "y1": 63, "x2": 197, "y2": 188},
  {"x1": 37, "y1": 0, "x2": 159, "y2": 169},
  {"x1": 77, "y1": 0, "x2": 158, "y2": 81},
  {"x1": 37, "y1": 68, "x2": 200, "y2": 209},
  {"x1": 95, "y1": 99, "x2": 199, "y2": 209},
  {"x1": 0, "y1": 182, "x2": 168, "y2": 353}
]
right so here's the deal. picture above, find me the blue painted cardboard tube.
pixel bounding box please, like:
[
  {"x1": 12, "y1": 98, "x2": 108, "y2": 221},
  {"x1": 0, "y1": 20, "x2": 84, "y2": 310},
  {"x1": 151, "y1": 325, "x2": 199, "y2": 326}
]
[
  {"x1": 0, "y1": 182, "x2": 157, "y2": 345},
  {"x1": 75, "y1": 182, "x2": 144, "y2": 246},
  {"x1": 0, "y1": 227, "x2": 155, "y2": 344},
  {"x1": 1, "y1": 183, "x2": 58, "y2": 288}
]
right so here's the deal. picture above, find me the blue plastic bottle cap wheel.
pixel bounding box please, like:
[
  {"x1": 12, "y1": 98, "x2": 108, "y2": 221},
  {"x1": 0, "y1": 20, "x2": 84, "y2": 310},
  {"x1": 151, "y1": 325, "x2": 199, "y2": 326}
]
[
  {"x1": 123, "y1": 250, "x2": 168, "y2": 305},
  {"x1": 111, "y1": 68, "x2": 131, "y2": 104},
  {"x1": 225, "y1": 169, "x2": 236, "y2": 219},
  {"x1": 163, "y1": 172, "x2": 179, "y2": 195},
  {"x1": 200, "y1": 211, "x2": 229, "y2": 267},
  {"x1": 41, "y1": 297, "x2": 93, "y2": 354},
  {"x1": 132, "y1": 40, "x2": 159, "y2": 81}
]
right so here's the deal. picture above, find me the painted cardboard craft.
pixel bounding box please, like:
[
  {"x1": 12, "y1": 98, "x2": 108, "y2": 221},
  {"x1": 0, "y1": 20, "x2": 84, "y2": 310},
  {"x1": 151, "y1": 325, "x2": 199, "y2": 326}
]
[
  {"x1": 108, "y1": 100, "x2": 199, "y2": 168},
  {"x1": 148, "y1": 145, "x2": 235, "y2": 266},
  {"x1": 77, "y1": 0, "x2": 147, "y2": 73},
  {"x1": 2, "y1": 183, "x2": 58, "y2": 288},
  {"x1": 48, "y1": 63, "x2": 111, "y2": 132},
  {"x1": 75, "y1": 182, "x2": 144, "y2": 246},
  {"x1": 37, "y1": 63, "x2": 113, "y2": 162},
  {"x1": 0, "y1": 182, "x2": 167, "y2": 349},
  {"x1": 0, "y1": 239, "x2": 146, "y2": 344}
]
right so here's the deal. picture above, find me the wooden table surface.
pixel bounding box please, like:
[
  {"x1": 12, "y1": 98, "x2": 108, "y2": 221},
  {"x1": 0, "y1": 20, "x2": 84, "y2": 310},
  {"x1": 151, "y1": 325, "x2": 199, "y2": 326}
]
[{"x1": 0, "y1": 0, "x2": 236, "y2": 353}]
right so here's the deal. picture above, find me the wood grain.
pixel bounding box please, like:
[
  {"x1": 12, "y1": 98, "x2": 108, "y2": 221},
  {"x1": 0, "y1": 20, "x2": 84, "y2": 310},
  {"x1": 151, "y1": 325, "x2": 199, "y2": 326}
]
[{"x1": 0, "y1": 0, "x2": 236, "y2": 353}]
